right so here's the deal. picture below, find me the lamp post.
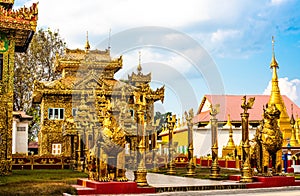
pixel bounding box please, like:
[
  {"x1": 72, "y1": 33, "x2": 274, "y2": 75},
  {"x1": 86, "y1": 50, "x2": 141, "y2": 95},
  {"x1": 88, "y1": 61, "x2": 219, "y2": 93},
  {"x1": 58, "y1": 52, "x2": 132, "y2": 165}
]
[
  {"x1": 167, "y1": 114, "x2": 177, "y2": 175},
  {"x1": 185, "y1": 109, "x2": 195, "y2": 176},
  {"x1": 240, "y1": 96, "x2": 255, "y2": 183},
  {"x1": 209, "y1": 104, "x2": 221, "y2": 179}
]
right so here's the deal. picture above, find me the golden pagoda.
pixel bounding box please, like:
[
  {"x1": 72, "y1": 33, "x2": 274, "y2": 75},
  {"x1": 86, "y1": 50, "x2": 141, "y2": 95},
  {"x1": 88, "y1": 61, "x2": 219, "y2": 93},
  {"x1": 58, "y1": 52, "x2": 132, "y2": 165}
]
[
  {"x1": 268, "y1": 37, "x2": 292, "y2": 145},
  {"x1": 0, "y1": 0, "x2": 38, "y2": 174},
  {"x1": 222, "y1": 114, "x2": 236, "y2": 158}
]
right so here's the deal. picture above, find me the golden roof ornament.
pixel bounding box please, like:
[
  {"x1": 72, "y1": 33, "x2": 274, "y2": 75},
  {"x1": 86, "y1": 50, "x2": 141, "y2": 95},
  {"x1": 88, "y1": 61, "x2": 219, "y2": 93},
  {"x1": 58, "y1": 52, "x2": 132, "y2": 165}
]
[
  {"x1": 128, "y1": 51, "x2": 151, "y2": 86},
  {"x1": 137, "y1": 51, "x2": 142, "y2": 73},
  {"x1": 270, "y1": 36, "x2": 279, "y2": 69},
  {"x1": 223, "y1": 114, "x2": 233, "y2": 128},
  {"x1": 290, "y1": 104, "x2": 295, "y2": 126},
  {"x1": 290, "y1": 104, "x2": 298, "y2": 146},
  {"x1": 85, "y1": 31, "x2": 90, "y2": 51},
  {"x1": 0, "y1": 1, "x2": 38, "y2": 52}
]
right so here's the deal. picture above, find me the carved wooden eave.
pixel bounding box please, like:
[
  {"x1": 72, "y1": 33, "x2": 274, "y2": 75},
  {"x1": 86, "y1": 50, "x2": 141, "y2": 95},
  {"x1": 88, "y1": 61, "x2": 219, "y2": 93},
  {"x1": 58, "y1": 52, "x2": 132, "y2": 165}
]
[
  {"x1": 0, "y1": 0, "x2": 14, "y2": 9},
  {"x1": 145, "y1": 86, "x2": 165, "y2": 103},
  {"x1": 32, "y1": 74, "x2": 137, "y2": 103},
  {"x1": 0, "y1": 3, "x2": 38, "y2": 52},
  {"x1": 128, "y1": 72, "x2": 151, "y2": 84}
]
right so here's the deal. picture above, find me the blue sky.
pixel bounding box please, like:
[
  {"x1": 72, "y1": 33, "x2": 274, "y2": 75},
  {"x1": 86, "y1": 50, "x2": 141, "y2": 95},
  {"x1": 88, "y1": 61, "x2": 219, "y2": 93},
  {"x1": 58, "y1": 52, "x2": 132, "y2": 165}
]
[{"x1": 14, "y1": 0, "x2": 300, "y2": 116}]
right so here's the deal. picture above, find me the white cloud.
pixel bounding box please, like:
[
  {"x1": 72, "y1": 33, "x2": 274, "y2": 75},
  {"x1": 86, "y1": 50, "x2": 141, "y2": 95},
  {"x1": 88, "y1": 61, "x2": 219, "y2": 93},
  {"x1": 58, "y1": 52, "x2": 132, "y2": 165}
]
[
  {"x1": 211, "y1": 29, "x2": 242, "y2": 43},
  {"x1": 14, "y1": 0, "x2": 300, "y2": 58},
  {"x1": 270, "y1": 0, "x2": 290, "y2": 6},
  {"x1": 263, "y1": 77, "x2": 300, "y2": 103}
]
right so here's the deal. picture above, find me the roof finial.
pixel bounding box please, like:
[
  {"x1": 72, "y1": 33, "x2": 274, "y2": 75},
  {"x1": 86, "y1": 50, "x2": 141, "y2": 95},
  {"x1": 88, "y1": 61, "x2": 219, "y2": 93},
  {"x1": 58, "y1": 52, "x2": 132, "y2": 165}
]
[
  {"x1": 270, "y1": 36, "x2": 278, "y2": 68},
  {"x1": 85, "y1": 31, "x2": 90, "y2": 51},
  {"x1": 272, "y1": 36, "x2": 275, "y2": 55},
  {"x1": 137, "y1": 51, "x2": 142, "y2": 73},
  {"x1": 108, "y1": 28, "x2": 111, "y2": 51},
  {"x1": 291, "y1": 104, "x2": 295, "y2": 125}
]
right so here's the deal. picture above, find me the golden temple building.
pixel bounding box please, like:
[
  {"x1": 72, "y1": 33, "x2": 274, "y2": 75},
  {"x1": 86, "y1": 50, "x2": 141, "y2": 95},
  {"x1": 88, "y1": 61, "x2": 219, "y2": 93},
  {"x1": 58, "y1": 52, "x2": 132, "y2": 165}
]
[
  {"x1": 0, "y1": 0, "x2": 38, "y2": 174},
  {"x1": 32, "y1": 36, "x2": 164, "y2": 181}
]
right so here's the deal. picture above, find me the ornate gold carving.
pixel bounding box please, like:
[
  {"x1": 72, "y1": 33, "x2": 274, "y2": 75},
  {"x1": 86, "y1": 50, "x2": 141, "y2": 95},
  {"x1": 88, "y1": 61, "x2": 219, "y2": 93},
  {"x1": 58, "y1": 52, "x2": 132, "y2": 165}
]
[
  {"x1": 253, "y1": 104, "x2": 283, "y2": 176},
  {"x1": 0, "y1": 0, "x2": 37, "y2": 174},
  {"x1": 34, "y1": 44, "x2": 164, "y2": 186},
  {"x1": 0, "y1": 2, "x2": 38, "y2": 52},
  {"x1": 240, "y1": 96, "x2": 255, "y2": 183},
  {"x1": 209, "y1": 104, "x2": 221, "y2": 179},
  {"x1": 185, "y1": 108, "x2": 195, "y2": 176}
]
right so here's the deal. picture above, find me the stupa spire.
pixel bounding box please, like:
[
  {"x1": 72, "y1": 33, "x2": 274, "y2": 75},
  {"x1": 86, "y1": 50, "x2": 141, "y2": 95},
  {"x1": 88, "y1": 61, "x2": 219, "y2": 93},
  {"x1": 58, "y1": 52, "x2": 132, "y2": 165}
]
[
  {"x1": 225, "y1": 114, "x2": 235, "y2": 148},
  {"x1": 85, "y1": 31, "x2": 90, "y2": 51},
  {"x1": 270, "y1": 36, "x2": 279, "y2": 69},
  {"x1": 268, "y1": 36, "x2": 291, "y2": 144},
  {"x1": 137, "y1": 51, "x2": 142, "y2": 73}
]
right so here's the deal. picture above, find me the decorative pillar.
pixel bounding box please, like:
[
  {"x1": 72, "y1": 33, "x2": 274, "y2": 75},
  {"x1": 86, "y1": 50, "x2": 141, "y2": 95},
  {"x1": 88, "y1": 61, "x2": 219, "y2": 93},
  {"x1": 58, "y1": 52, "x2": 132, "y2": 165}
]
[
  {"x1": 185, "y1": 109, "x2": 195, "y2": 176},
  {"x1": 209, "y1": 104, "x2": 221, "y2": 179},
  {"x1": 152, "y1": 119, "x2": 160, "y2": 172},
  {"x1": 167, "y1": 114, "x2": 176, "y2": 175},
  {"x1": 134, "y1": 93, "x2": 148, "y2": 187},
  {"x1": 240, "y1": 96, "x2": 255, "y2": 183}
]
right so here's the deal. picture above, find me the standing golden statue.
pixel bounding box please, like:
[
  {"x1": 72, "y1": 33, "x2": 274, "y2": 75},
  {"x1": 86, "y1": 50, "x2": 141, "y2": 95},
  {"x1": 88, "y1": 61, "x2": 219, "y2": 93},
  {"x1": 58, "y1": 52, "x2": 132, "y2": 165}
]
[{"x1": 253, "y1": 103, "x2": 283, "y2": 176}]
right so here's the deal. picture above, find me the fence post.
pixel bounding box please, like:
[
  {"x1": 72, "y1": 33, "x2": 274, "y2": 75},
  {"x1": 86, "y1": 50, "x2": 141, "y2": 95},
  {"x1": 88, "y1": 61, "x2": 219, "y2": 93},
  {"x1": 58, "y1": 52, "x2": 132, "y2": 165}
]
[{"x1": 31, "y1": 156, "x2": 34, "y2": 170}]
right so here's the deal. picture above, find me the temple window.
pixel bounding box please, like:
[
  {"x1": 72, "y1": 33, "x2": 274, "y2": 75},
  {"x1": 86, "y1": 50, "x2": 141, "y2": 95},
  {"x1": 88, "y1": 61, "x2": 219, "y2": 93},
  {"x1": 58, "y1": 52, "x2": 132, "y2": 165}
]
[
  {"x1": 129, "y1": 109, "x2": 134, "y2": 117},
  {"x1": 17, "y1": 127, "x2": 26, "y2": 131},
  {"x1": 72, "y1": 108, "x2": 78, "y2": 116},
  {"x1": 0, "y1": 54, "x2": 3, "y2": 80},
  {"x1": 48, "y1": 108, "x2": 64, "y2": 120},
  {"x1": 52, "y1": 143, "x2": 61, "y2": 155}
]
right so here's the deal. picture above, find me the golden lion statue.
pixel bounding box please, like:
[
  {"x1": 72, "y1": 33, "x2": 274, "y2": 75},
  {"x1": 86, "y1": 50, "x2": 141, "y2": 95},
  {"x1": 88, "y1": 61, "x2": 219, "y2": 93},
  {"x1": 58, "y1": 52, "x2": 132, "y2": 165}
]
[{"x1": 252, "y1": 104, "x2": 283, "y2": 176}]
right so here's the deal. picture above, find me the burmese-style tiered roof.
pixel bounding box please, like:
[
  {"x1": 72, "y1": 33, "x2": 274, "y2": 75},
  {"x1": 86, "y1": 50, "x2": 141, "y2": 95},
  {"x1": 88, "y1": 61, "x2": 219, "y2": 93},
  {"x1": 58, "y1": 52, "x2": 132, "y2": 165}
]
[
  {"x1": 0, "y1": 1, "x2": 38, "y2": 52},
  {"x1": 55, "y1": 48, "x2": 123, "y2": 75},
  {"x1": 33, "y1": 43, "x2": 133, "y2": 103},
  {"x1": 128, "y1": 52, "x2": 151, "y2": 86}
]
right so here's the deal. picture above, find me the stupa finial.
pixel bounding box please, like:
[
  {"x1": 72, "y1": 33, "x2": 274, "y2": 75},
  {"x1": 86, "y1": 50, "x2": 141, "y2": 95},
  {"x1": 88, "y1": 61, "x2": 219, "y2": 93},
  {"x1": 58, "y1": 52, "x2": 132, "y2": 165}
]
[
  {"x1": 85, "y1": 31, "x2": 90, "y2": 51},
  {"x1": 137, "y1": 51, "x2": 142, "y2": 73}
]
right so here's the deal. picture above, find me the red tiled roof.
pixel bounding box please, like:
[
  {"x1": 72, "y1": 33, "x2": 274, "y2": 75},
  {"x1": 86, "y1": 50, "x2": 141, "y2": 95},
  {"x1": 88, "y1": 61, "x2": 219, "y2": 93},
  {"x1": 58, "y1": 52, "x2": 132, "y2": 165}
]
[{"x1": 193, "y1": 95, "x2": 300, "y2": 123}]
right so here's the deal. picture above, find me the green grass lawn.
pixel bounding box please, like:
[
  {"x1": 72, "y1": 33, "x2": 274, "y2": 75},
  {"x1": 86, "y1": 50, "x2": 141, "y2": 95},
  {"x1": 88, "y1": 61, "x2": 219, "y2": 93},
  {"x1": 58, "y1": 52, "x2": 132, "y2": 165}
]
[{"x1": 0, "y1": 169, "x2": 88, "y2": 196}]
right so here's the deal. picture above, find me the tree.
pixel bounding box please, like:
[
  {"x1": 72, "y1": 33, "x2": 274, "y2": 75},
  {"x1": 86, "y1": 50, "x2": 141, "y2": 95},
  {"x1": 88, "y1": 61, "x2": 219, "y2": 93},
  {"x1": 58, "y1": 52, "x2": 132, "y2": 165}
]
[
  {"x1": 14, "y1": 28, "x2": 66, "y2": 141},
  {"x1": 154, "y1": 111, "x2": 172, "y2": 140}
]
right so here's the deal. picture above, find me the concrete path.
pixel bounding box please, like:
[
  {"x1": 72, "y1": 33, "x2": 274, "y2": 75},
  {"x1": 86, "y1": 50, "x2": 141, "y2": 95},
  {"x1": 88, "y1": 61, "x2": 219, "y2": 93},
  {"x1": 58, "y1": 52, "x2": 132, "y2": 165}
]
[
  {"x1": 125, "y1": 171, "x2": 300, "y2": 195},
  {"x1": 126, "y1": 170, "x2": 238, "y2": 187}
]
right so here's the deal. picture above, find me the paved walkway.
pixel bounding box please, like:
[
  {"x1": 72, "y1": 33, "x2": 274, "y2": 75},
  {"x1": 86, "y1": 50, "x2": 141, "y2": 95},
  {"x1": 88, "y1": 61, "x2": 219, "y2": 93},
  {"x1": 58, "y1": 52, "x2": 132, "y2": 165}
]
[
  {"x1": 124, "y1": 171, "x2": 300, "y2": 195},
  {"x1": 126, "y1": 170, "x2": 239, "y2": 187}
]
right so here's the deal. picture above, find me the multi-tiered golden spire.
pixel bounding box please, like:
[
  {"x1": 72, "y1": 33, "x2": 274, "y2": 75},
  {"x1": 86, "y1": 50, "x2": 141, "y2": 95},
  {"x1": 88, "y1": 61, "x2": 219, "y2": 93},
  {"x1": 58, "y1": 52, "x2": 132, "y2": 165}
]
[
  {"x1": 85, "y1": 31, "x2": 90, "y2": 51},
  {"x1": 225, "y1": 114, "x2": 235, "y2": 148},
  {"x1": 290, "y1": 104, "x2": 298, "y2": 146},
  {"x1": 268, "y1": 36, "x2": 291, "y2": 144}
]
